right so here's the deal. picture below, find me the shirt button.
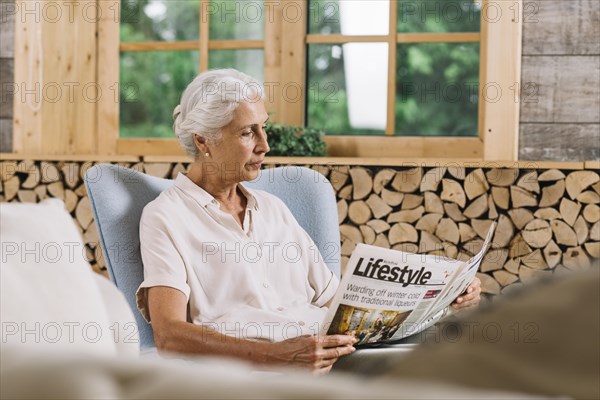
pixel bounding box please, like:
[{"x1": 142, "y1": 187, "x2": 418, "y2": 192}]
[
  {"x1": 298, "y1": 321, "x2": 305, "y2": 326},
  {"x1": 277, "y1": 307, "x2": 284, "y2": 311},
  {"x1": 263, "y1": 283, "x2": 269, "y2": 288}
]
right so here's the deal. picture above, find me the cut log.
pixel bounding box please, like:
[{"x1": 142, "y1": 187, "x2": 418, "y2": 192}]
[
  {"x1": 493, "y1": 270, "x2": 518, "y2": 287},
  {"x1": 349, "y1": 167, "x2": 373, "y2": 200},
  {"x1": 563, "y1": 246, "x2": 591, "y2": 270},
  {"x1": 95, "y1": 246, "x2": 106, "y2": 270},
  {"x1": 348, "y1": 201, "x2": 372, "y2": 225},
  {"x1": 34, "y1": 185, "x2": 47, "y2": 201},
  {"x1": 480, "y1": 248, "x2": 509, "y2": 272},
  {"x1": 341, "y1": 256, "x2": 350, "y2": 276},
  {"x1": 534, "y1": 207, "x2": 562, "y2": 221},
  {"x1": 424, "y1": 192, "x2": 444, "y2": 214},
  {"x1": 435, "y1": 218, "x2": 459, "y2": 244},
  {"x1": 472, "y1": 219, "x2": 494, "y2": 240},
  {"x1": 4, "y1": 176, "x2": 20, "y2": 201},
  {"x1": 486, "y1": 168, "x2": 518, "y2": 187},
  {"x1": 401, "y1": 194, "x2": 423, "y2": 210},
  {"x1": 75, "y1": 184, "x2": 87, "y2": 197},
  {"x1": 463, "y1": 194, "x2": 488, "y2": 219},
  {"x1": 360, "y1": 225, "x2": 376, "y2": 245},
  {"x1": 419, "y1": 231, "x2": 443, "y2": 253},
  {"x1": 520, "y1": 249, "x2": 548, "y2": 270},
  {"x1": 441, "y1": 179, "x2": 466, "y2": 208},
  {"x1": 21, "y1": 165, "x2": 40, "y2": 189},
  {"x1": 444, "y1": 243, "x2": 458, "y2": 259},
  {"x1": 61, "y1": 163, "x2": 80, "y2": 188},
  {"x1": 583, "y1": 204, "x2": 600, "y2": 223},
  {"x1": 416, "y1": 213, "x2": 443, "y2": 234},
  {"x1": 565, "y1": 170, "x2": 599, "y2": 200},
  {"x1": 83, "y1": 221, "x2": 99, "y2": 246},
  {"x1": 488, "y1": 194, "x2": 498, "y2": 219},
  {"x1": 443, "y1": 202, "x2": 467, "y2": 222},
  {"x1": 464, "y1": 169, "x2": 489, "y2": 200},
  {"x1": 594, "y1": 181, "x2": 600, "y2": 195},
  {"x1": 340, "y1": 224, "x2": 363, "y2": 244},
  {"x1": 577, "y1": 190, "x2": 600, "y2": 204},
  {"x1": 491, "y1": 186, "x2": 510, "y2": 210},
  {"x1": 543, "y1": 240, "x2": 561, "y2": 269},
  {"x1": 447, "y1": 166, "x2": 465, "y2": 180},
  {"x1": 391, "y1": 167, "x2": 423, "y2": 193},
  {"x1": 341, "y1": 239, "x2": 357, "y2": 257},
  {"x1": 171, "y1": 163, "x2": 186, "y2": 179},
  {"x1": 428, "y1": 250, "x2": 446, "y2": 257},
  {"x1": 590, "y1": 221, "x2": 600, "y2": 241},
  {"x1": 509, "y1": 234, "x2": 533, "y2": 258},
  {"x1": 366, "y1": 194, "x2": 393, "y2": 219},
  {"x1": 538, "y1": 169, "x2": 565, "y2": 182},
  {"x1": 493, "y1": 215, "x2": 514, "y2": 248},
  {"x1": 519, "y1": 265, "x2": 552, "y2": 284},
  {"x1": 337, "y1": 199, "x2": 348, "y2": 223},
  {"x1": 17, "y1": 190, "x2": 36, "y2": 203},
  {"x1": 0, "y1": 161, "x2": 18, "y2": 181},
  {"x1": 387, "y1": 206, "x2": 424, "y2": 224},
  {"x1": 559, "y1": 198, "x2": 581, "y2": 226},
  {"x1": 64, "y1": 190, "x2": 78, "y2": 213},
  {"x1": 40, "y1": 162, "x2": 60, "y2": 183},
  {"x1": 338, "y1": 185, "x2": 353, "y2": 200},
  {"x1": 516, "y1": 171, "x2": 540, "y2": 194},
  {"x1": 420, "y1": 167, "x2": 446, "y2": 192},
  {"x1": 584, "y1": 242, "x2": 599, "y2": 258},
  {"x1": 392, "y1": 243, "x2": 419, "y2": 254},
  {"x1": 388, "y1": 223, "x2": 418, "y2": 244},
  {"x1": 459, "y1": 223, "x2": 478, "y2": 243},
  {"x1": 311, "y1": 165, "x2": 329, "y2": 181},
  {"x1": 539, "y1": 179, "x2": 565, "y2": 207},
  {"x1": 457, "y1": 252, "x2": 471, "y2": 262},
  {"x1": 503, "y1": 257, "x2": 520, "y2": 274},
  {"x1": 510, "y1": 186, "x2": 537, "y2": 208},
  {"x1": 366, "y1": 219, "x2": 391, "y2": 234},
  {"x1": 521, "y1": 219, "x2": 552, "y2": 248},
  {"x1": 463, "y1": 238, "x2": 484, "y2": 255},
  {"x1": 373, "y1": 233, "x2": 390, "y2": 249},
  {"x1": 75, "y1": 197, "x2": 94, "y2": 230},
  {"x1": 381, "y1": 188, "x2": 404, "y2": 207},
  {"x1": 550, "y1": 220, "x2": 579, "y2": 246},
  {"x1": 574, "y1": 215, "x2": 589, "y2": 245},
  {"x1": 330, "y1": 169, "x2": 349, "y2": 192},
  {"x1": 477, "y1": 273, "x2": 500, "y2": 295},
  {"x1": 48, "y1": 181, "x2": 65, "y2": 200},
  {"x1": 373, "y1": 169, "x2": 395, "y2": 194},
  {"x1": 508, "y1": 208, "x2": 534, "y2": 230}
]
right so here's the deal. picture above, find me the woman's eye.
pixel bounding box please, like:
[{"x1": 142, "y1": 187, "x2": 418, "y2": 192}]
[{"x1": 242, "y1": 131, "x2": 253, "y2": 137}]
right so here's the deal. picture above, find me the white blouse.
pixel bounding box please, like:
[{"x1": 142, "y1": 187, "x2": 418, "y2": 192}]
[{"x1": 136, "y1": 173, "x2": 339, "y2": 342}]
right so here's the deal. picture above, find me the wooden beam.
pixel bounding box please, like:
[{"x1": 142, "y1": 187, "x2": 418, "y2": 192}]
[
  {"x1": 397, "y1": 32, "x2": 480, "y2": 43},
  {"x1": 307, "y1": 34, "x2": 388, "y2": 44},
  {"x1": 199, "y1": 0, "x2": 209, "y2": 71},
  {"x1": 482, "y1": 0, "x2": 523, "y2": 161},
  {"x1": 264, "y1": 1, "x2": 283, "y2": 123},
  {"x1": 385, "y1": 0, "x2": 398, "y2": 136},
  {"x1": 119, "y1": 40, "x2": 264, "y2": 52}
]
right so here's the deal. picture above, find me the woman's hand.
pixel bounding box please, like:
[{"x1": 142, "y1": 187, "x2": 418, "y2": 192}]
[
  {"x1": 451, "y1": 277, "x2": 482, "y2": 311},
  {"x1": 268, "y1": 334, "x2": 356, "y2": 375}
]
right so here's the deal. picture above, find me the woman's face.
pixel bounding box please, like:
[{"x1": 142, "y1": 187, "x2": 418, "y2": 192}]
[{"x1": 207, "y1": 98, "x2": 270, "y2": 183}]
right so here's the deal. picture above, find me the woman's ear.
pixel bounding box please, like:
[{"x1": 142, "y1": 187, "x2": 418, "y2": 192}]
[{"x1": 193, "y1": 134, "x2": 208, "y2": 154}]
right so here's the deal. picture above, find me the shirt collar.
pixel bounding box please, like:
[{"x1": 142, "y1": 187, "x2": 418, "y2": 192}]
[{"x1": 175, "y1": 172, "x2": 259, "y2": 211}]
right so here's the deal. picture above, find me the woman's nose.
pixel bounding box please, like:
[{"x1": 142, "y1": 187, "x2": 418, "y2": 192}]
[{"x1": 256, "y1": 130, "x2": 270, "y2": 154}]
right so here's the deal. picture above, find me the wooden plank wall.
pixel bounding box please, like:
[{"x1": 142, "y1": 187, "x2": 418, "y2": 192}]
[
  {"x1": 519, "y1": 0, "x2": 600, "y2": 161},
  {"x1": 0, "y1": 0, "x2": 15, "y2": 152}
]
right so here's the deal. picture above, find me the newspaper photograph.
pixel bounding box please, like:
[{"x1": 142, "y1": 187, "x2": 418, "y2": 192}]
[{"x1": 320, "y1": 223, "x2": 496, "y2": 345}]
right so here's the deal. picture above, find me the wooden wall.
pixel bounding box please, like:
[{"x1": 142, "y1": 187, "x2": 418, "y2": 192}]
[
  {"x1": 0, "y1": 0, "x2": 599, "y2": 161},
  {"x1": 0, "y1": 0, "x2": 14, "y2": 152},
  {"x1": 1, "y1": 157, "x2": 599, "y2": 300},
  {"x1": 519, "y1": 0, "x2": 600, "y2": 161}
]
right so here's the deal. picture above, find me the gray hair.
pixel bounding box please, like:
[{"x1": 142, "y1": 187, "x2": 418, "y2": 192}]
[{"x1": 173, "y1": 69, "x2": 265, "y2": 158}]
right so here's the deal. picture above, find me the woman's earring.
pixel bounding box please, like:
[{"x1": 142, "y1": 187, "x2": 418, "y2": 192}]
[{"x1": 205, "y1": 152, "x2": 209, "y2": 157}]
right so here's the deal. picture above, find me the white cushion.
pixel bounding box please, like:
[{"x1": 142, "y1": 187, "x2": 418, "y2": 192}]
[{"x1": 0, "y1": 199, "x2": 117, "y2": 356}]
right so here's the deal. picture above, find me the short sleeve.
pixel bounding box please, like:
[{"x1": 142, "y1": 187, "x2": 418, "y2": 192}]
[{"x1": 136, "y1": 208, "x2": 191, "y2": 323}]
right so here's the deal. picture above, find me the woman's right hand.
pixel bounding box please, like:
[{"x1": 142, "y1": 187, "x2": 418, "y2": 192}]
[{"x1": 267, "y1": 334, "x2": 356, "y2": 375}]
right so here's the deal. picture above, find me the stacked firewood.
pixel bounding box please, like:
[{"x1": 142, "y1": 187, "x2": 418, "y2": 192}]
[{"x1": 1, "y1": 160, "x2": 599, "y2": 297}]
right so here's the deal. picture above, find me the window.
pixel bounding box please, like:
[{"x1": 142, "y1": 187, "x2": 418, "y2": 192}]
[{"x1": 99, "y1": 0, "x2": 522, "y2": 159}]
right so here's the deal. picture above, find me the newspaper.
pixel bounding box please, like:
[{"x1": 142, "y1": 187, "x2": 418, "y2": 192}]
[{"x1": 320, "y1": 223, "x2": 496, "y2": 345}]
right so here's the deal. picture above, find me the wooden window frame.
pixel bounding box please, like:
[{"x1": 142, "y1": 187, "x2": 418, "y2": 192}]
[{"x1": 98, "y1": 0, "x2": 522, "y2": 160}]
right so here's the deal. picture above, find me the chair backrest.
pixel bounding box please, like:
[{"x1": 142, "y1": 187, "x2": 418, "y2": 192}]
[{"x1": 85, "y1": 164, "x2": 341, "y2": 351}]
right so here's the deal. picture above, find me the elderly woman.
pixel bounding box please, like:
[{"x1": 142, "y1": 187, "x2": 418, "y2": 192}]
[{"x1": 136, "y1": 69, "x2": 481, "y2": 374}]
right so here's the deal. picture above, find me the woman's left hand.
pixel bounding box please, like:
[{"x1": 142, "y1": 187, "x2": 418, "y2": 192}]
[{"x1": 451, "y1": 277, "x2": 481, "y2": 311}]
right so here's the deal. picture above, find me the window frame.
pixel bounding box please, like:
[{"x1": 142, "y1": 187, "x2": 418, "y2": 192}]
[{"x1": 98, "y1": 0, "x2": 522, "y2": 160}]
